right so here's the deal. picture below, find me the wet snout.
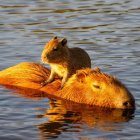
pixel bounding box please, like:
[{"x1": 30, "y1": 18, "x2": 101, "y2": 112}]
[
  {"x1": 122, "y1": 100, "x2": 135, "y2": 109},
  {"x1": 117, "y1": 96, "x2": 135, "y2": 109},
  {"x1": 114, "y1": 89, "x2": 135, "y2": 109}
]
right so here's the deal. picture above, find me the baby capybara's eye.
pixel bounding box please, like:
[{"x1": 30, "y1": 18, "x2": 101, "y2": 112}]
[{"x1": 53, "y1": 47, "x2": 58, "y2": 51}]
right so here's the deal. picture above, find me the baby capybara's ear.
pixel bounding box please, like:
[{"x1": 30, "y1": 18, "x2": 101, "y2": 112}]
[
  {"x1": 61, "y1": 38, "x2": 67, "y2": 46},
  {"x1": 53, "y1": 36, "x2": 57, "y2": 39}
]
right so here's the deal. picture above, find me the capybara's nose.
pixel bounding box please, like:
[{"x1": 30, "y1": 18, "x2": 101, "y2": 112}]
[{"x1": 123, "y1": 100, "x2": 135, "y2": 109}]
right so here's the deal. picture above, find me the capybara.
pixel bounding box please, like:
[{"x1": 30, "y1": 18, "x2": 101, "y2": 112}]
[
  {"x1": 41, "y1": 36, "x2": 91, "y2": 88},
  {"x1": 0, "y1": 62, "x2": 135, "y2": 109}
]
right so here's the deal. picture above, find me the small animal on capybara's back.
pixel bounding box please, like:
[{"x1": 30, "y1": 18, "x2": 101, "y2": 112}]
[{"x1": 41, "y1": 36, "x2": 91, "y2": 88}]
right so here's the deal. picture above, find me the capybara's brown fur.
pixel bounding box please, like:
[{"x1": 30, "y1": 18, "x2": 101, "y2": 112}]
[
  {"x1": 41, "y1": 36, "x2": 91, "y2": 87},
  {"x1": 57, "y1": 68, "x2": 135, "y2": 109},
  {"x1": 0, "y1": 62, "x2": 135, "y2": 109}
]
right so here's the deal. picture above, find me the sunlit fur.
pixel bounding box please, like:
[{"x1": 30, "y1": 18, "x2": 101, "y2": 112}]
[
  {"x1": 57, "y1": 68, "x2": 135, "y2": 109},
  {"x1": 41, "y1": 37, "x2": 70, "y2": 64},
  {"x1": 41, "y1": 36, "x2": 91, "y2": 87},
  {"x1": 0, "y1": 62, "x2": 135, "y2": 109}
]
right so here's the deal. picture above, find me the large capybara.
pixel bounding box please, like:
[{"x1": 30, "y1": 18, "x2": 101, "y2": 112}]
[{"x1": 0, "y1": 62, "x2": 135, "y2": 109}]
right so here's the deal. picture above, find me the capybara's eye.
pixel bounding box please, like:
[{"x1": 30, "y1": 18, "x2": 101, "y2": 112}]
[
  {"x1": 53, "y1": 47, "x2": 58, "y2": 51},
  {"x1": 93, "y1": 84, "x2": 100, "y2": 89}
]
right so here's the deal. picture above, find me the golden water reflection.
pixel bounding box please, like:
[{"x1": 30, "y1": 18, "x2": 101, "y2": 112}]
[
  {"x1": 4, "y1": 85, "x2": 134, "y2": 139},
  {"x1": 36, "y1": 99, "x2": 134, "y2": 139},
  {"x1": 2, "y1": 75, "x2": 135, "y2": 139}
]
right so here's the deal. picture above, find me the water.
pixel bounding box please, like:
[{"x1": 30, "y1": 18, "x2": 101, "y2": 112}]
[{"x1": 0, "y1": 0, "x2": 140, "y2": 139}]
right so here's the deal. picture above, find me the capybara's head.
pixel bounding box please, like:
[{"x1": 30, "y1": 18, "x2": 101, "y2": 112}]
[
  {"x1": 63, "y1": 68, "x2": 135, "y2": 109},
  {"x1": 41, "y1": 36, "x2": 69, "y2": 64}
]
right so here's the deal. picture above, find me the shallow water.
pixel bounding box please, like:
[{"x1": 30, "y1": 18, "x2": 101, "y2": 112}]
[{"x1": 0, "y1": 0, "x2": 140, "y2": 139}]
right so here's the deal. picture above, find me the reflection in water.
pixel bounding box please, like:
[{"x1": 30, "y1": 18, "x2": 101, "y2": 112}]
[
  {"x1": 36, "y1": 99, "x2": 134, "y2": 139},
  {"x1": 3, "y1": 86, "x2": 135, "y2": 139}
]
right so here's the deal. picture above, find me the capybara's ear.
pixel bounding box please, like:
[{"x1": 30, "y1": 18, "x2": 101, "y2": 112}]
[
  {"x1": 61, "y1": 38, "x2": 67, "y2": 46},
  {"x1": 53, "y1": 36, "x2": 57, "y2": 39},
  {"x1": 76, "y1": 70, "x2": 88, "y2": 83}
]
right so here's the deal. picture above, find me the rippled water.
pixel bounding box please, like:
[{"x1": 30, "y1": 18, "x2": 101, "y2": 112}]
[{"x1": 0, "y1": 0, "x2": 140, "y2": 139}]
